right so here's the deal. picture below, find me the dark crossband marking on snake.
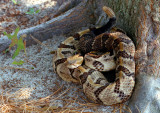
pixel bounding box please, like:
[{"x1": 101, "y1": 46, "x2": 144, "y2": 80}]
[{"x1": 53, "y1": 6, "x2": 135, "y2": 105}]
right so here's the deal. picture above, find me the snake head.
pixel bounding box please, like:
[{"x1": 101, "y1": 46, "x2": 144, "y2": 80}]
[{"x1": 67, "y1": 54, "x2": 83, "y2": 69}]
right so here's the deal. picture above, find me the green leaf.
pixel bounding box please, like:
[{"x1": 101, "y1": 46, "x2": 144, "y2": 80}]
[
  {"x1": 2, "y1": 48, "x2": 9, "y2": 53},
  {"x1": 12, "y1": 38, "x2": 25, "y2": 59},
  {"x1": 26, "y1": 11, "x2": 34, "y2": 14},
  {"x1": 5, "y1": 48, "x2": 9, "y2": 53},
  {"x1": 12, "y1": 60, "x2": 25, "y2": 65},
  {"x1": 12, "y1": 46, "x2": 21, "y2": 59},
  {"x1": 30, "y1": 8, "x2": 35, "y2": 12},
  {"x1": 31, "y1": 67, "x2": 34, "y2": 69},
  {"x1": 3, "y1": 27, "x2": 26, "y2": 60},
  {"x1": 35, "y1": 9, "x2": 40, "y2": 13},
  {"x1": 26, "y1": 12, "x2": 31, "y2": 14},
  {"x1": 4, "y1": 27, "x2": 20, "y2": 41},
  {"x1": 3, "y1": 32, "x2": 12, "y2": 39},
  {"x1": 26, "y1": 8, "x2": 35, "y2": 14},
  {"x1": 26, "y1": 8, "x2": 40, "y2": 15},
  {"x1": 18, "y1": 38, "x2": 25, "y2": 49},
  {"x1": 11, "y1": 0, "x2": 17, "y2": 4},
  {"x1": 12, "y1": 27, "x2": 20, "y2": 38},
  {"x1": 5, "y1": 27, "x2": 20, "y2": 48}
]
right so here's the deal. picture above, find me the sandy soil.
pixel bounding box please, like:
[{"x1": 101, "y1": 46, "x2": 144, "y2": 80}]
[
  {"x1": 0, "y1": 0, "x2": 58, "y2": 36},
  {"x1": 0, "y1": 0, "x2": 122, "y2": 112}
]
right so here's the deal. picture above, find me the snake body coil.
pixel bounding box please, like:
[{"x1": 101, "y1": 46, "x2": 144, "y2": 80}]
[{"x1": 53, "y1": 6, "x2": 135, "y2": 105}]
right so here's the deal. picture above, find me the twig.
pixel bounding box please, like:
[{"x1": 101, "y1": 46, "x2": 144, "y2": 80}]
[
  {"x1": 45, "y1": 87, "x2": 72, "y2": 112},
  {"x1": 30, "y1": 35, "x2": 52, "y2": 50},
  {"x1": 0, "y1": 66, "x2": 35, "y2": 72}
]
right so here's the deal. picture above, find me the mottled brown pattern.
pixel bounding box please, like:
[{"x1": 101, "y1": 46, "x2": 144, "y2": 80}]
[
  {"x1": 73, "y1": 33, "x2": 80, "y2": 40},
  {"x1": 61, "y1": 51, "x2": 72, "y2": 55},
  {"x1": 54, "y1": 31, "x2": 135, "y2": 105},
  {"x1": 117, "y1": 65, "x2": 135, "y2": 76},
  {"x1": 86, "y1": 53, "x2": 102, "y2": 58},
  {"x1": 79, "y1": 69, "x2": 95, "y2": 84},
  {"x1": 113, "y1": 37, "x2": 132, "y2": 47},
  {"x1": 94, "y1": 83, "x2": 110, "y2": 103},
  {"x1": 54, "y1": 58, "x2": 67, "y2": 73},
  {"x1": 117, "y1": 51, "x2": 134, "y2": 60},
  {"x1": 53, "y1": 6, "x2": 135, "y2": 106},
  {"x1": 121, "y1": 95, "x2": 131, "y2": 103},
  {"x1": 54, "y1": 58, "x2": 67, "y2": 67},
  {"x1": 114, "y1": 79, "x2": 126, "y2": 100},
  {"x1": 101, "y1": 33, "x2": 110, "y2": 41},
  {"x1": 92, "y1": 35, "x2": 104, "y2": 51},
  {"x1": 79, "y1": 73, "x2": 87, "y2": 84},
  {"x1": 69, "y1": 68, "x2": 78, "y2": 80},
  {"x1": 104, "y1": 37, "x2": 114, "y2": 50},
  {"x1": 58, "y1": 44, "x2": 75, "y2": 50},
  {"x1": 95, "y1": 78, "x2": 106, "y2": 84},
  {"x1": 79, "y1": 34, "x2": 94, "y2": 53},
  {"x1": 85, "y1": 57, "x2": 91, "y2": 62},
  {"x1": 93, "y1": 61, "x2": 104, "y2": 71}
]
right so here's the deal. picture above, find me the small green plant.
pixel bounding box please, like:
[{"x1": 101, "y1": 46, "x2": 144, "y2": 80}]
[
  {"x1": 26, "y1": 8, "x2": 40, "y2": 15},
  {"x1": 4, "y1": 27, "x2": 26, "y2": 65},
  {"x1": 11, "y1": 0, "x2": 18, "y2": 4},
  {"x1": 3, "y1": 48, "x2": 9, "y2": 54},
  {"x1": 12, "y1": 60, "x2": 25, "y2": 65}
]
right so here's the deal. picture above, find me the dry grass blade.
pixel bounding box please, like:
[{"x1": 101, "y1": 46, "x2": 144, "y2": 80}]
[
  {"x1": 30, "y1": 35, "x2": 52, "y2": 50},
  {"x1": 122, "y1": 104, "x2": 133, "y2": 113},
  {"x1": 0, "y1": 66, "x2": 35, "y2": 72},
  {"x1": 135, "y1": 105, "x2": 141, "y2": 113},
  {"x1": 142, "y1": 102, "x2": 150, "y2": 113},
  {"x1": 0, "y1": 85, "x2": 73, "y2": 113},
  {"x1": 110, "y1": 104, "x2": 132, "y2": 113},
  {"x1": 24, "y1": 58, "x2": 37, "y2": 68},
  {"x1": 25, "y1": 84, "x2": 64, "y2": 106},
  {"x1": 77, "y1": 102, "x2": 99, "y2": 107},
  {"x1": 45, "y1": 87, "x2": 72, "y2": 112}
]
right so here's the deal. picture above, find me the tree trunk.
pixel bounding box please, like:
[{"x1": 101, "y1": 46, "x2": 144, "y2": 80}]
[
  {"x1": 0, "y1": 0, "x2": 160, "y2": 112},
  {"x1": 95, "y1": 0, "x2": 160, "y2": 112}
]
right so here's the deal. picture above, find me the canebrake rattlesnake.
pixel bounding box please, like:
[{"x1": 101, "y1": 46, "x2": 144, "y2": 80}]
[{"x1": 53, "y1": 6, "x2": 135, "y2": 105}]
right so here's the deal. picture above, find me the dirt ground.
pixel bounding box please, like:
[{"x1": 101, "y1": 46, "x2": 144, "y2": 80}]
[
  {"x1": 0, "y1": 0, "x2": 125, "y2": 112},
  {"x1": 0, "y1": 0, "x2": 60, "y2": 36}
]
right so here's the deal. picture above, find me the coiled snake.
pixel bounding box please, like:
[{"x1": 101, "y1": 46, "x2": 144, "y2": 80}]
[{"x1": 53, "y1": 6, "x2": 135, "y2": 105}]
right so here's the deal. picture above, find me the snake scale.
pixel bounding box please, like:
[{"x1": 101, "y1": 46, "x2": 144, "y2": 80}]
[{"x1": 53, "y1": 6, "x2": 135, "y2": 105}]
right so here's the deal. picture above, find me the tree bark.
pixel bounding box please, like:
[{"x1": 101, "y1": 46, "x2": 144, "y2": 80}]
[
  {"x1": 0, "y1": 0, "x2": 97, "y2": 52},
  {"x1": 0, "y1": 0, "x2": 160, "y2": 112},
  {"x1": 95, "y1": 0, "x2": 160, "y2": 112}
]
